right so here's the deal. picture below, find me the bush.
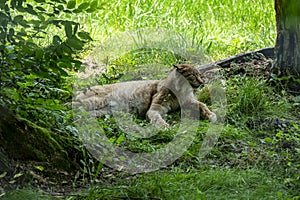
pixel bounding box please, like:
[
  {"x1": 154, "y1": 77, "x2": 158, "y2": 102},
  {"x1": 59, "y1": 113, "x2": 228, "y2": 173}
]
[{"x1": 0, "y1": 0, "x2": 99, "y2": 130}]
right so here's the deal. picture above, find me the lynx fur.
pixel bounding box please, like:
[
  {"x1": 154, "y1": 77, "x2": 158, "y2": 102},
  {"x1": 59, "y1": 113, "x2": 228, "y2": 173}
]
[{"x1": 73, "y1": 64, "x2": 217, "y2": 127}]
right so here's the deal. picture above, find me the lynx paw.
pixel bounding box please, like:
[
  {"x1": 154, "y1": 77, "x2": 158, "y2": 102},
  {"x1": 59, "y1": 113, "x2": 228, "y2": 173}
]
[
  {"x1": 153, "y1": 120, "x2": 170, "y2": 129},
  {"x1": 159, "y1": 121, "x2": 170, "y2": 129},
  {"x1": 208, "y1": 112, "x2": 217, "y2": 123}
]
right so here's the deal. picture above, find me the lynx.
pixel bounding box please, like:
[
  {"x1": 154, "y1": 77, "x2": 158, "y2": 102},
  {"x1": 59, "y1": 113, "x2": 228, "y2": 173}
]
[{"x1": 73, "y1": 64, "x2": 217, "y2": 127}]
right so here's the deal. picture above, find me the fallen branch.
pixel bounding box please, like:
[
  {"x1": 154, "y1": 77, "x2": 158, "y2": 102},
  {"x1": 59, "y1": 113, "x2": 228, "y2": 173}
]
[{"x1": 196, "y1": 47, "x2": 274, "y2": 72}]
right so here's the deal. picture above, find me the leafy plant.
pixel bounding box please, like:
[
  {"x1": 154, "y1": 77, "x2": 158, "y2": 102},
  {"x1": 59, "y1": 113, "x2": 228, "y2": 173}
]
[{"x1": 0, "y1": 0, "x2": 99, "y2": 130}]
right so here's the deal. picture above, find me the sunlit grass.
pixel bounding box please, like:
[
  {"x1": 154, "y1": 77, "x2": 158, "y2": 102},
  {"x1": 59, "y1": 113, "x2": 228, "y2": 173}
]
[
  {"x1": 26, "y1": 0, "x2": 276, "y2": 60},
  {"x1": 72, "y1": 0, "x2": 276, "y2": 60}
]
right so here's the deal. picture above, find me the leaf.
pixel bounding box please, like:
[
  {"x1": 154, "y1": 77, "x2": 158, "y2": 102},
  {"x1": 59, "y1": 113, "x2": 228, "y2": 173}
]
[
  {"x1": 67, "y1": 0, "x2": 76, "y2": 9},
  {"x1": 63, "y1": 10, "x2": 72, "y2": 14},
  {"x1": 78, "y1": 31, "x2": 92, "y2": 41},
  {"x1": 247, "y1": 141, "x2": 257, "y2": 147},
  {"x1": 10, "y1": 0, "x2": 16, "y2": 8},
  {"x1": 53, "y1": 35, "x2": 62, "y2": 45},
  {"x1": 35, "y1": 47, "x2": 43, "y2": 60},
  {"x1": 25, "y1": 4, "x2": 38, "y2": 15},
  {"x1": 77, "y1": 2, "x2": 89, "y2": 10},
  {"x1": 34, "y1": 165, "x2": 45, "y2": 171},
  {"x1": 73, "y1": 23, "x2": 79, "y2": 35},
  {"x1": 13, "y1": 173, "x2": 23, "y2": 179},
  {"x1": 57, "y1": 5, "x2": 64, "y2": 11},
  {"x1": 37, "y1": 13, "x2": 45, "y2": 21},
  {"x1": 61, "y1": 43, "x2": 73, "y2": 54},
  {"x1": 14, "y1": 15, "x2": 23, "y2": 23},
  {"x1": 36, "y1": 6, "x2": 46, "y2": 12},
  {"x1": 267, "y1": 150, "x2": 277, "y2": 155},
  {"x1": 115, "y1": 135, "x2": 125, "y2": 145},
  {"x1": 117, "y1": 165, "x2": 124, "y2": 171},
  {"x1": 85, "y1": 7, "x2": 97, "y2": 13},
  {"x1": 16, "y1": 3, "x2": 25, "y2": 12},
  {"x1": 51, "y1": 0, "x2": 66, "y2": 3},
  {"x1": 72, "y1": 8, "x2": 81, "y2": 13},
  {"x1": 58, "y1": 61, "x2": 72, "y2": 70},
  {"x1": 64, "y1": 21, "x2": 73, "y2": 38},
  {"x1": 28, "y1": 19, "x2": 42, "y2": 27},
  {"x1": 19, "y1": 19, "x2": 30, "y2": 28},
  {"x1": 90, "y1": 0, "x2": 98, "y2": 8},
  {"x1": 8, "y1": 28, "x2": 15, "y2": 42},
  {"x1": 264, "y1": 137, "x2": 273, "y2": 143},
  {"x1": 0, "y1": 172, "x2": 7, "y2": 178},
  {"x1": 66, "y1": 37, "x2": 83, "y2": 50}
]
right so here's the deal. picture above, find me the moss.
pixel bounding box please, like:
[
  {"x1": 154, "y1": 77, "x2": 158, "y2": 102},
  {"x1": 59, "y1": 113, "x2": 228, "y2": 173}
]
[
  {"x1": 21, "y1": 118, "x2": 66, "y2": 158},
  {"x1": 0, "y1": 107, "x2": 72, "y2": 170}
]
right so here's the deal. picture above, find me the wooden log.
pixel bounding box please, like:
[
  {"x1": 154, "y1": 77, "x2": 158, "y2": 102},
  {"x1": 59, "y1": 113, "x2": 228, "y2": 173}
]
[{"x1": 196, "y1": 47, "x2": 274, "y2": 73}]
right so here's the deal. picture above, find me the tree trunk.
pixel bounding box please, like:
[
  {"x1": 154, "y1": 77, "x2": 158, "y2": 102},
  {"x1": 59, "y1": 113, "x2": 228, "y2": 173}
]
[{"x1": 273, "y1": 0, "x2": 300, "y2": 76}]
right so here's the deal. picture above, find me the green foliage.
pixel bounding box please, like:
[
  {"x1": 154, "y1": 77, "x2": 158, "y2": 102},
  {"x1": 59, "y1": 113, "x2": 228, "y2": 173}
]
[
  {"x1": 227, "y1": 76, "x2": 271, "y2": 117},
  {"x1": 0, "y1": 0, "x2": 95, "y2": 130}
]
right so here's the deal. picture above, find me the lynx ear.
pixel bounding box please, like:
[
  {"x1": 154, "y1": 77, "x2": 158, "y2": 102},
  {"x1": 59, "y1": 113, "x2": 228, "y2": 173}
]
[
  {"x1": 173, "y1": 64, "x2": 183, "y2": 70},
  {"x1": 173, "y1": 64, "x2": 191, "y2": 73},
  {"x1": 173, "y1": 64, "x2": 186, "y2": 74}
]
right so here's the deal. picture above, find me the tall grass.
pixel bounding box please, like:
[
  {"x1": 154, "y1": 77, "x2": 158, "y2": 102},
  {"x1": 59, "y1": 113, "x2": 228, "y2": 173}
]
[{"x1": 73, "y1": 0, "x2": 276, "y2": 60}]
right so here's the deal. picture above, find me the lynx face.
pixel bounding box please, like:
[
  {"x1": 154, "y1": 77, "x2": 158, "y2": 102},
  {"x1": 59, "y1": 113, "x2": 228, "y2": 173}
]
[
  {"x1": 73, "y1": 64, "x2": 216, "y2": 127},
  {"x1": 173, "y1": 64, "x2": 204, "y2": 88}
]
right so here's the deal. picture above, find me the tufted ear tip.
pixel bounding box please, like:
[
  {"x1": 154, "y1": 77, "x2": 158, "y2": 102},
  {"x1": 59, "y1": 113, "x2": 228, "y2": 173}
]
[
  {"x1": 173, "y1": 64, "x2": 186, "y2": 70},
  {"x1": 173, "y1": 64, "x2": 193, "y2": 72},
  {"x1": 173, "y1": 64, "x2": 179, "y2": 69}
]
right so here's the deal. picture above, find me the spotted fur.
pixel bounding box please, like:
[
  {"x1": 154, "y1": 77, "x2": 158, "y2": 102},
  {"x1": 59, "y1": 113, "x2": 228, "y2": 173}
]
[{"x1": 73, "y1": 64, "x2": 216, "y2": 127}]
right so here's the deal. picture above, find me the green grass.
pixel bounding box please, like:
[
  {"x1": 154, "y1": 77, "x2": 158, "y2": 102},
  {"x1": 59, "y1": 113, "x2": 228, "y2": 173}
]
[
  {"x1": 75, "y1": 169, "x2": 290, "y2": 200},
  {"x1": 30, "y1": 0, "x2": 276, "y2": 61},
  {"x1": 72, "y1": 0, "x2": 276, "y2": 60},
  {"x1": 1, "y1": 189, "x2": 52, "y2": 200},
  {"x1": 67, "y1": 1, "x2": 297, "y2": 199},
  {"x1": 69, "y1": 75, "x2": 299, "y2": 199}
]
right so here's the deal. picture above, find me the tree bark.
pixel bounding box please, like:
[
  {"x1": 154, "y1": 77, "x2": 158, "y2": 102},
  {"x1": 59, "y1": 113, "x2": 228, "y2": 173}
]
[{"x1": 273, "y1": 0, "x2": 300, "y2": 76}]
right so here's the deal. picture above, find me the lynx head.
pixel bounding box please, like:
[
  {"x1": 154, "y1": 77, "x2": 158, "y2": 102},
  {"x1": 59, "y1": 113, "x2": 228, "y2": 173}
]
[{"x1": 173, "y1": 64, "x2": 204, "y2": 88}]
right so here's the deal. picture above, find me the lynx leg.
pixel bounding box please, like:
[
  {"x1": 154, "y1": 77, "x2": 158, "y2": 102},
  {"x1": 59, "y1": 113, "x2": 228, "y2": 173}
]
[
  {"x1": 198, "y1": 101, "x2": 217, "y2": 123},
  {"x1": 146, "y1": 104, "x2": 170, "y2": 128}
]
